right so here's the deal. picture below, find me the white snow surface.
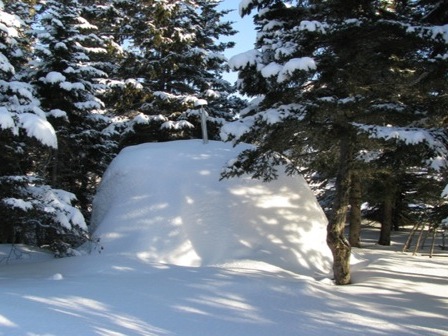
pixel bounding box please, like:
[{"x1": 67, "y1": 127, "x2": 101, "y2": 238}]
[
  {"x1": 0, "y1": 108, "x2": 58, "y2": 148},
  {"x1": 0, "y1": 106, "x2": 15, "y2": 130},
  {"x1": 230, "y1": 53, "x2": 316, "y2": 82},
  {"x1": 239, "y1": 0, "x2": 255, "y2": 16},
  {"x1": 18, "y1": 113, "x2": 58, "y2": 149},
  {"x1": 91, "y1": 140, "x2": 332, "y2": 274},
  {"x1": 277, "y1": 57, "x2": 316, "y2": 82},
  {"x1": 442, "y1": 184, "x2": 448, "y2": 198},
  {"x1": 354, "y1": 123, "x2": 448, "y2": 170},
  {"x1": 228, "y1": 49, "x2": 260, "y2": 69},
  {"x1": 0, "y1": 140, "x2": 447, "y2": 335},
  {"x1": 0, "y1": 52, "x2": 14, "y2": 74},
  {"x1": 298, "y1": 20, "x2": 328, "y2": 33},
  {"x1": 260, "y1": 62, "x2": 283, "y2": 78},
  {"x1": 43, "y1": 71, "x2": 66, "y2": 84}
]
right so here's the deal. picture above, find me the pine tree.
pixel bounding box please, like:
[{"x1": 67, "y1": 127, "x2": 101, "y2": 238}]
[
  {"x1": 27, "y1": 0, "x2": 114, "y2": 216},
  {"x1": 102, "y1": 0, "x2": 238, "y2": 145},
  {"x1": 0, "y1": 0, "x2": 88, "y2": 255},
  {"x1": 224, "y1": 0, "x2": 447, "y2": 284}
]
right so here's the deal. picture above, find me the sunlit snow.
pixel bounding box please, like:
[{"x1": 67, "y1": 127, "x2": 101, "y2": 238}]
[
  {"x1": 0, "y1": 52, "x2": 14, "y2": 74},
  {"x1": 239, "y1": 0, "x2": 254, "y2": 16},
  {"x1": 229, "y1": 49, "x2": 260, "y2": 69},
  {"x1": 2, "y1": 198, "x2": 33, "y2": 211},
  {"x1": 277, "y1": 57, "x2": 317, "y2": 82},
  {"x1": 298, "y1": 20, "x2": 328, "y2": 33},
  {"x1": 0, "y1": 141, "x2": 446, "y2": 336},
  {"x1": 0, "y1": 107, "x2": 15, "y2": 130},
  {"x1": 43, "y1": 71, "x2": 66, "y2": 84},
  {"x1": 18, "y1": 113, "x2": 57, "y2": 149},
  {"x1": 261, "y1": 62, "x2": 283, "y2": 78},
  {"x1": 0, "y1": 10, "x2": 21, "y2": 37},
  {"x1": 92, "y1": 140, "x2": 332, "y2": 274}
]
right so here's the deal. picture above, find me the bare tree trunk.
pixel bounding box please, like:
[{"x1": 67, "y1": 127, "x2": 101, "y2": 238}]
[
  {"x1": 392, "y1": 186, "x2": 403, "y2": 231},
  {"x1": 378, "y1": 192, "x2": 393, "y2": 245},
  {"x1": 51, "y1": 149, "x2": 59, "y2": 186},
  {"x1": 327, "y1": 135, "x2": 352, "y2": 285},
  {"x1": 349, "y1": 172, "x2": 362, "y2": 247}
]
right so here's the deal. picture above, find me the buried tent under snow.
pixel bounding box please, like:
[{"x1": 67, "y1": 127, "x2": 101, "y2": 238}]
[{"x1": 91, "y1": 140, "x2": 332, "y2": 276}]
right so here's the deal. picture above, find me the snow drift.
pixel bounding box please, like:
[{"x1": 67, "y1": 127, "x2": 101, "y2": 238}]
[
  {"x1": 91, "y1": 140, "x2": 332, "y2": 276},
  {"x1": 1, "y1": 140, "x2": 447, "y2": 336}
]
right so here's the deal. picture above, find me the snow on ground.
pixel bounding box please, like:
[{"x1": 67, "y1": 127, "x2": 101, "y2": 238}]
[
  {"x1": 90, "y1": 140, "x2": 332, "y2": 275},
  {"x1": 0, "y1": 140, "x2": 447, "y2": 336}
]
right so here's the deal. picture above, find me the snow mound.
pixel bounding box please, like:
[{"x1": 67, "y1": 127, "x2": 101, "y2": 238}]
[{"x1": 91, "y1": 140, "x2": 332, "y2": 276}]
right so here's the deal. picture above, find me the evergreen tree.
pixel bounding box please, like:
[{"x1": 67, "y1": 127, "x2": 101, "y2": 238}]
[
  {"x1": 361, "y1": 135, "x2": 447, "y2": 245},
  {"x1": 102, "y1": 0, "x2": 239, "y2": 145},
  {"x1": 223, "y1": 0, "x2": 447, "y2": 284},
  {"x1": 0, "y1": 0, "x2": 88, "y2": 255},
  {"x1": 27, "y1": 0, "x2": 114, "y2": 216}
]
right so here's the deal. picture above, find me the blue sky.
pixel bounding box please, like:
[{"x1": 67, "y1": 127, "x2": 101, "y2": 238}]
[{"x1": 217, "y1": 1, "x2": 256, "y2": 83}]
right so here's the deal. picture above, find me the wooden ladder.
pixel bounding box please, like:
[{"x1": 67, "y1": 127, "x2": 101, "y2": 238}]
[{"x1": 402, "y1": 222, "x2": 442, "y2": 257}]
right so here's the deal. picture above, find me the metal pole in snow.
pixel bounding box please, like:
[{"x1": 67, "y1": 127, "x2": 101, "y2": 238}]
[
  {"x1": 195, "y1": 99, "x2": 208, "y2": 144},
  {"x1": 201, "y1": 107, "x2": 209, "y2": 144}
]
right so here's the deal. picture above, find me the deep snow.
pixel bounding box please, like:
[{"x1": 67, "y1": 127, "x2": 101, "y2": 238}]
[
  {"x1": 90, "y1": 140, "x2": 332, "y2": 275},
  {"x1": 0, "y1": 140, "x2": 447, "y2": 336}
]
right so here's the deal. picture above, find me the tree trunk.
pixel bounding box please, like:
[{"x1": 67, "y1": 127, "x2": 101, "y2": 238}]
[
  {"x1": 392, "y1": 187, "x2": 403, "y2": 231},
  {"x1": 327, "y1": 134, "x2": 352, "y2": 285},
  {"x1": 349, "y1": 172, "x2": 362, "y2": 247},
  {"x1": 378, "y1": 192, "x2": 393, "y2": 245},
  {"x1": 51, "y1": 148, "x2": 59, "y2": 187}
]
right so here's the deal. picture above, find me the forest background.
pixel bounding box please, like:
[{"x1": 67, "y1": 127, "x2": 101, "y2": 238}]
[{"x1": 0, "y1": 0, "x2": 447, "y2": 285}]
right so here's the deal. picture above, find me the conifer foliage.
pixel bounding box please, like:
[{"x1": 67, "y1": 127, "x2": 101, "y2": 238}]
[
  {"x1": 224, "y1": 0, "x2": 448, "y2": 284},
  {"x1": 103, "y1": 0, "x2": 238, "y2": 145},
  {"x1": 29, "y1": 0, "x2": 113, "y2": 215},
  {"x1": 0, "y1": 0, "x2": 240, "y2": 257},
  {"x1": 0, "y1": 0, "x2": 88, "y2": 256}
]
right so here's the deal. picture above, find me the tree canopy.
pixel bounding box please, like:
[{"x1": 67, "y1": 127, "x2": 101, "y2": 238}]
[
  {"x1": 224, "y1": 0, "x2": 448, "y2": 284},
  {"x1": 0, "y1": 0, "x2": 239, "y2": 256}
]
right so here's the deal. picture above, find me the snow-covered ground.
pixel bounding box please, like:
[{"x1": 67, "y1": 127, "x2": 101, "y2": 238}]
[{"x1": 0, "y1": 140, "x2": 447, "y2": 336}]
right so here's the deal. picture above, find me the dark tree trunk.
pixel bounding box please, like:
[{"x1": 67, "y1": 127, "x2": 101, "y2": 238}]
[
  {"x1": 51, "y1": 149, "x2": 59, "y2": 187},
  {"x1": 378, "y1": 192, "x2": 393, "y2": 245},
  {"x1": 327, "y1": 134, "x2": 352, "y2": 285},
  {"x1": 349, "y1": 172, "x2": 362, "y2": 247},
  {"x1": 392, "y1": 187, "x2": 403, "y2": 231}
]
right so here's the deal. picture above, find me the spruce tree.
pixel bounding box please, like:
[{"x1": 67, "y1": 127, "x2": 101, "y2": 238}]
[
  {"x1": 102, "y1": 0, "x2": 239, "y2": 145},
  {"x1": 27, "y1": 0, "x2": 114, "y2": 216},
  {"x1": 0, "y1": 0, "x2": 88, "y2": 255},
  {"x1": 224, "y1": 0, "x2": 447, "y2": 284}
]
